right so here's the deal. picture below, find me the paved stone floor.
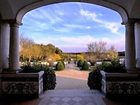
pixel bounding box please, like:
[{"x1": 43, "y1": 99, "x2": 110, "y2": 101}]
[
  {"x1": 39, "y1": 89, "x2": 120, "y2": 105},
  {"x1": 1, "y1": 89, "x2": 139, "y2": 105}
]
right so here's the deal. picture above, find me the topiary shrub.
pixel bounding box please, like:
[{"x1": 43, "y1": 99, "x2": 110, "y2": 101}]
[
  {"x1": 20, "y1": 65, "x2": 39, "y2": 73},
  {"x1": 43, "y1": 68, "x2": 56, "y2": 91},
  {"x1": 61, "y1": 60, "x2": 65, "y2": 68},
  {"x1": 87, "y1": 69, "x2": 102, "y2": 90},
  {"x1": 81, "y1": 61, "x2": 89, "y2": 70},
  {"x1": 20, "y1": 64, "x2": 56, "y2": 91},
  {"x1": 101, "y1": 60, "x2": 126, "y2": 73},
  {"x1": 77, "y1": 59, "x2": 84, "y2": 67},
  {"x1": 56, "y1": 61, "x2": 65, "y2": 71}
]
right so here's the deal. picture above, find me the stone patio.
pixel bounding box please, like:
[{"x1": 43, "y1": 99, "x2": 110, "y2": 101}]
[
  {"x1": 1, "y1": 89, "x2": 139, "y2": 105},
  {"x1": 39, "y1": 89, "x2": 115, "y2": 105}
]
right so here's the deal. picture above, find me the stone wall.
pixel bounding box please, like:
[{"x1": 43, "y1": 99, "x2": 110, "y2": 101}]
[
  {"x1": 0, "y1": 71, "x2": 44, "y2": 98},
  {"x1": 100, "y1": 71, "x2": 140, "y2": 98}
]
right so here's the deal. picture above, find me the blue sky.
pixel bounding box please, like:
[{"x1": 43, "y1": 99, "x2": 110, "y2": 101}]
[{"x1": 20, "y1": 2, "x2": 125, "y2": 52}]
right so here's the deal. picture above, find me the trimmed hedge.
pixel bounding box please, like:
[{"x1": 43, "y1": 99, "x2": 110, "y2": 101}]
[
  {"x1": 81, "y1": 61, "x2": 89, "y2": 70},
  {"x1": 87, "y1": 60, "x2": 126, "y2": 90},
  {"x1": 87, "y1": 69, "x2": 102, "y2": 90},
  {"x1": 77, "y1": 60, "x2": 84, "y2": 67},
  {"x1": 43, "y1": 68, "x2": 56, "y2": 90},
  {"x1": 56, "y1": 61, "x2": 65, "y2": 70},
  {"x1": 98, "y1": 60, "x2": 126, "y2": 73},
  {"x1": 20, "y1": 64, "x2": 56, "y2": 91}
]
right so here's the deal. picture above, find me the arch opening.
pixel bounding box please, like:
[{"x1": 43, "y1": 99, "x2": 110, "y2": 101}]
[{"x1": 20, "y1": 2, "x2": 125, "y2": 89}]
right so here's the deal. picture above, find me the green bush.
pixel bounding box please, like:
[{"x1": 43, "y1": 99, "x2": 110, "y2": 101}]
[
  {"x1": 43, "y1": 68, "x2": 56, "y2": 90},
  {"x1": 56, "y1": 61, "x2": 65, "y2": 70},
  {"x1": 61, "y1": 60, "x2": 65, "y2": 68},
  {"x1": 101, "y1": 60, "x2": 126, "y2": 73},
  {"x1": 87, "y1": 69, "x2": 102, "y2": 90},
  {"x1": 81, "y1": 61, "x2": 89, "y2": 70},
  {"x1": 20, "y1": 65, "x2": 39, "y2": 73},
  {"x1": 20, "y1": 64, "x2": 56, "y2": 91},
  {"x1": 77, "y1": 59, "x2": 84, "y2": 67}
]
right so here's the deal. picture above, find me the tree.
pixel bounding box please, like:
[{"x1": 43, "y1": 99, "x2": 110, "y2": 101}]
[
  {"x1": 76, "y1": 54, "x2": 84, "y2": 61},
  {"x1": 46, "y1": 44, "x2": 56, "y2": 55},
  {"x1": 87, "y1": 41, "x2": 118, "y2": 61},
  {"x1": 48, "y1": 53, "x2": 62, "y2": 61},
  {"x1": 87, "y1": 41, "x2": 107, "y2": 60},
  {"x1": 20, "y1": 35, "x2": 63, "y2": 63},
  {"x1": 106, "y1": 45, "x2": 118, "y2": 60},
  {"x1": 55, "y1": 47, "x2": 62, "y2": 54},
  {"x1": 20, "y1": 35, "x2": 35, "y2": 62},
  {"x1": 30, "y1": 44, "x2": 42, "y2": 60}
]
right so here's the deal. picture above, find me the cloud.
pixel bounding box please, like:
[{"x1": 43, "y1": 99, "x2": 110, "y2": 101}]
[
  {"x1": 80, "y1": 9, "x2": 98, "y2": 21},
  {"x1": 80, "y1": 9, "x2": 122, "y2": 34},
  {"x1": 52, "y1": 24, "x2": 91, "y2": 33},
  {"x1": 59, "y1": 35, "x2": 125, "y2": 51},
  {"x1": 33, "y1": 34, "x2": 125, "y2": 52},
  {"x1": 24, "y1": 7, "x2": 63, "y2": 25},
  {"x1": 53, "y1": 27, "x2": 72, "y2": 33},
  {"x1": 22, "y1": 8, "x2": 65, "y2": 33},
  {"x1": 64, "y1": 24, "x2": 91, "y2": 29}
]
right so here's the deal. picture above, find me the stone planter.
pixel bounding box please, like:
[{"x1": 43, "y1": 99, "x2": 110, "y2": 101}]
[
  {"x1": 100, "y1": 70, "x2": 140, "y2": 98},
  {"x1": 0, "y1": 71, "x2": 44, "y2": 99}
]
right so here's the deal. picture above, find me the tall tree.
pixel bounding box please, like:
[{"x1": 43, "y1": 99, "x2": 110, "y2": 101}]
[
  {"x1": 87, "y1": 41, "x2": 107, "y2": 60},
  {"x1": 20, "y1": 36, "x2": 63, "y2": 62},
  {"x1": 20, "y1": 35, "x2": 35, "y2": 61},
  {"x1": 106, "y1": 45, "x2": 118, "y2": 60}
]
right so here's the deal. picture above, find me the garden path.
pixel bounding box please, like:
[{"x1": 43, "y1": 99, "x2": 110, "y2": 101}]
[{"x1": 55, "y1": 62, "x2": 89, "y2": 89}]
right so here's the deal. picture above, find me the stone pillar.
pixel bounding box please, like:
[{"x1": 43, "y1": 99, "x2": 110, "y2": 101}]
[
  {"x1": 0, "y1": 21, "x2": 1, "y2": 72},
  {"x1": 135, "y1": 21, "x2": 140, "y2": 69},
  {"x1": 125, "y1": 20, "x2": 136, "y2": 72},
  {"x1": 9, "y1": 22, "x2": 20, "y2": 71},
  {"x1": 0, "y1": 22, "x2": 10, "y2": 72}
]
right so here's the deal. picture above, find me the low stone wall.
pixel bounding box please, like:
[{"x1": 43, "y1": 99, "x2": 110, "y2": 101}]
[
  {"x1": 100, "y1": 71, "x2": 140, "y2": 98},
  {"x1": 0, "y1": 71, "x2": 44, "y2": 99}
]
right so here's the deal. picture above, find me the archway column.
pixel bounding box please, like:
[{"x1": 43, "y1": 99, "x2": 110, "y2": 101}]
[
  {"x1": 125, "y1": 20, "x2": 136, "y2": 72},
  {"x1": 0, "y1": 21, "x2": 10, "y2": 72},
  {"x1": 135, "y1": 21, "x2": 140, "y2": 70},
  {"x1": 9, "y1": 22, "x2": 20, "y2": 71}
]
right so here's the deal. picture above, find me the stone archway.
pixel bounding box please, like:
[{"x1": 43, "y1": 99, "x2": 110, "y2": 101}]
[
  {"x1": 17, "y1": 1, "x2": 140, "y2": 97},
  {"x1": 17, "y1": 0, "x2": 139, "y2": 72},
  {"x1": 16, "y1": 0, "x2": 128, "y2": 24},
  {"x1": 1, "y1": 0, "x2": 140, "y2": 102},
  {"x1": 0, "y1": 0, "x2": 130, "y2": 72}
]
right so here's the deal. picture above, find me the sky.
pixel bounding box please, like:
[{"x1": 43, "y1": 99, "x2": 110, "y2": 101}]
[{"x1": 20, "y1": 2, "x2": 125, "y2": 53}]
